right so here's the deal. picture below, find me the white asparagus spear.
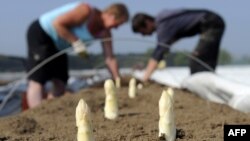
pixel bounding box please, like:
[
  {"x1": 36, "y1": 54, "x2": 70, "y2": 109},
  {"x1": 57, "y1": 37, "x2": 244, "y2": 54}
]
[
  {"x1": 167, "y1": 87, "x2": 174, "y2": 100},
  {"x1": 137, "y1": 83, "x2": 143, "y2": 90},
  {"x1": 115, "y1": 77, "x2": 121, "y2": 88},
  {"x1": 128, "y1": 78, "x2": 137, "y2": 98},
  {"x1": 158, "y1": 88, "x2": 176, "y2": 141},
  {"x1": 76, "y1": 99, "x2": 95, "y2": 141},
  {"x1": 104, "y1": 79, "x2": 118, "y2": 120}
]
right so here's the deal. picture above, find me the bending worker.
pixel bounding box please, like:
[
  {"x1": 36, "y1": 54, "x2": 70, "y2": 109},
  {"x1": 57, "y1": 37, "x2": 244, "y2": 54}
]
[
  {"x1": 26, "y1": 2, "x2": 129, "y2": 108},
  {"x1": 132, "y1": 9, "x2": 225, "y2": 82}
]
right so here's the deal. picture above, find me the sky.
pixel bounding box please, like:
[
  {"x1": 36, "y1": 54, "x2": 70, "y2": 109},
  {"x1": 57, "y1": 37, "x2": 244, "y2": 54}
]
[{"x1": 0, "y1": 0, "x2": 249, "y2": 57}]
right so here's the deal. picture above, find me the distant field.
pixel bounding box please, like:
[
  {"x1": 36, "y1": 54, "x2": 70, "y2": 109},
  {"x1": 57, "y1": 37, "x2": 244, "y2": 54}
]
[{"x1": 1, "y1": 65, "x2": 250, "y2": 85}]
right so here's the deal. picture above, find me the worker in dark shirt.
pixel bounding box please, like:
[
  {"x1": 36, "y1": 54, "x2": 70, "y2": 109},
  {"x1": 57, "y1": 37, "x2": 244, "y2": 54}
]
[{"x1": 132, "y1": 9, "x2": 225, "y2": 82}]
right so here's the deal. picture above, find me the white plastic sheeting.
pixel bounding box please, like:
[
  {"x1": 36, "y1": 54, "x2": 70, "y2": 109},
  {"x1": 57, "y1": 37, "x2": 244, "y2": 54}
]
[
  {"x1": 0, "y1": 69, "x2": 114, "y2": 117},
  {"x1": 0, "y1": 68, "x2": 133, "y2": 117},
  {"x1": 133, "y1": 67, "x2": 188, "y2": 88},
  {"x1": 133, "y1": 65, "x2": 250, "y2": 113},
  {"x1": 181, "y1": 72, "x2": 250, "y2": 113}
]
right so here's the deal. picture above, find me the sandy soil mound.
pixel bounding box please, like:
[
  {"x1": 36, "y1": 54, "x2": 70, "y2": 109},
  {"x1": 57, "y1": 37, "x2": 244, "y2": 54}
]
[{"x1": 0, "y1": 79, "x2": 250, "y2": 141}]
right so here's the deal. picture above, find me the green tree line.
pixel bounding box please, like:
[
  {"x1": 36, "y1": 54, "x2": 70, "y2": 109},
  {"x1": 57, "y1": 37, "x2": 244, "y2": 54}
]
[{"x1": 0, "y1": 48, "x2": 238, "y2": 72}]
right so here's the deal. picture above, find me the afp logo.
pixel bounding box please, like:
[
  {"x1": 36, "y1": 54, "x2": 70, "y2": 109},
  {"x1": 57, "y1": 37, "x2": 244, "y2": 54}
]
[{"x1": 224, "y1": 125, "x2": 250, "y2": 141}]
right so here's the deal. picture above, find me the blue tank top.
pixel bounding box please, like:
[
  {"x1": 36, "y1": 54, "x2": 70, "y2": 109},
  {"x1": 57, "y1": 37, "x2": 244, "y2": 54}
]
[{"x1": 39, "y1": 2, "x2": 94, "y2": 50}]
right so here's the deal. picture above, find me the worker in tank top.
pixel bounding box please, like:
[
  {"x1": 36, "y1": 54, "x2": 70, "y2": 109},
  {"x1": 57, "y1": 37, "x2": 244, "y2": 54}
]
[{"x1": 26, "y1": 2, "x2": 129, "y2": 108}]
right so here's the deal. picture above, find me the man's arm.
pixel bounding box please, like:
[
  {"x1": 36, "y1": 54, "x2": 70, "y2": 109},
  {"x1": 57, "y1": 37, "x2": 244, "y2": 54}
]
[
  {"x1": 143, "y1": 58, "x2": 158, "y2": 82},
  {"x1": 100, "y1": 31, "x2": 120, "y2": 79},
  {"x1": 143, "y1": 45, "x2": 169, "y2": 82},
  {"x1": 53, "y1": 3, "x2": 91, "y2": 44}
]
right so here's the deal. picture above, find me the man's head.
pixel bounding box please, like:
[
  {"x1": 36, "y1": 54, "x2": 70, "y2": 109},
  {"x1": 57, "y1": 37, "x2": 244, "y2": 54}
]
[
  {"x1": 132, "y1": 13, "x2": 155, "y2": 36},
  {"x1": 102, "y1": 3, "x2": 129, "y2": 29}
]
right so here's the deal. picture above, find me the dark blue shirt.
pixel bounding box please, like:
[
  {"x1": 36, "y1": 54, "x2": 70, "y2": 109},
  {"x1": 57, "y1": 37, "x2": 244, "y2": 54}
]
[{"x1": 152, "y1": 9, "x2": 206, "y2": 61}]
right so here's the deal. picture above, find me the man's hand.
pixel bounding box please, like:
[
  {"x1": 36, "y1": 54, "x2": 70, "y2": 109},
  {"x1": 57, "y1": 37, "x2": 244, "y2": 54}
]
[
  {"x1": 72, "y1": 40, "x2": 88, "y2": 58},
  {"x1": 136, "y1": 79, "x2": 153, "y2": 89}
]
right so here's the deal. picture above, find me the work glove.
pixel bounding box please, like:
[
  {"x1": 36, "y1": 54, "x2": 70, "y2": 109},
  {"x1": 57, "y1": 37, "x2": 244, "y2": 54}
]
[{"x1": 72, "y1": 40, "x2": 88, "y2": 58}]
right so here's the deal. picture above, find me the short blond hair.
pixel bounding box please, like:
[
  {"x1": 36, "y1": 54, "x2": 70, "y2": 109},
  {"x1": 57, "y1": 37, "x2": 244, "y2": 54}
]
[{"x1": 104, "y1": 3, "x2": 129, "y2": 21}]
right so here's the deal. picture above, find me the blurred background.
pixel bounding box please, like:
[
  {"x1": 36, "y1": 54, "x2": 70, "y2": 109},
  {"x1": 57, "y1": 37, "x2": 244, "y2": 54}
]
[{"x1": 0, "y1": 0, "x2": 249, "y2": 72}]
